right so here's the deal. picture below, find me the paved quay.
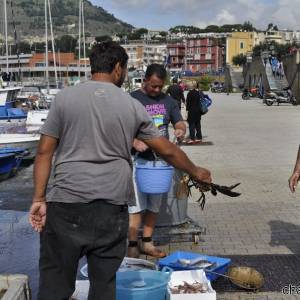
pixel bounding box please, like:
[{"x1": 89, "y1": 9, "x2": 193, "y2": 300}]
[
  {"x1": 0, "y1": 92, "x2": 300, "y2": 299},
  {"x1": 156, "y1": 93, "x2": 300, "y2": 299}
]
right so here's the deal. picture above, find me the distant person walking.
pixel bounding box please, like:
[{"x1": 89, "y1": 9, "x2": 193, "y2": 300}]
[
  {"x1": 166, "y1": 78, "x2": 186, "y2": 109},
  {"x1": 186, "y1": 82, "x2": 204, "y2": 144},
  {"x1": 278, "y1": 61, "x2": 284, "y2": 79},
  {"x1": 271, "y1": 57, "x2": 278, "y2": 77}
]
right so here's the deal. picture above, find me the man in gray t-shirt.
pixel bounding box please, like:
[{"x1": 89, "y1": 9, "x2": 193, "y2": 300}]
[
  {"x1": 29, "y1": 42, "x2": 212, "y2": 300},
  {"x1": 40, "y1": 80, "x2": 158, "y2": 207}
]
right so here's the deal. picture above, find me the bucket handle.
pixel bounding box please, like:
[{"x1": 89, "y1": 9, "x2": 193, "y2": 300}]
[
  {"x1": 134, "y1": 151, "x2": 159, "y2": 168},
  {"x1": 161, "y1": 266, "x2": 173, "y2": 275},
  {"x1": 153, "y1": 152, "x2": 159, "y2": 167}
]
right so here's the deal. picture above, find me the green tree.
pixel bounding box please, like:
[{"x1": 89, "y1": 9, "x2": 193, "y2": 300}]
[
  {"x1": 242, "y1": 21, "x2": 255, "y2": 32},
  {"x1": 267, "y1": 23, "x2": 273, "y2": 30},
  {"x1": 136, "y1": 28, "x2": 148, "y2": 35},
  {"x1": 95, "y1": 35, "x2": 112, "y2": 43},
  {"x1": 252, "y1": 41, "x2": 292, "y2": 58},
  {"x1": 31, "y1": 42, "x2": 46, "y2": 53},
  {"x1": 159, "y1": 31, "x2": 167, "y2": 37},
  {"x1": 197, "y1": 76, "x2": 214, "y2": 91},
  {"x1": 12, "y1": 41, "x2": 31, "y2": 54},
  {"x1": 232, "y1": 54, "x2": 247, "y2": 66},
  {"x1": 204, "y1": 25, "x2": 220, "y2": 33},
  {"x1": 127, "y1": 28, "x2": 148, "y2": 40},
  {"x1": 55, "y1": 35, "x2": 77, "y2": 53}
]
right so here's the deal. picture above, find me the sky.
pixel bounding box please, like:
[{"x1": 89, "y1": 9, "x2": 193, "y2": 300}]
[{"x1": 90, "y1": 0, "x2": 300, "y2": 31}]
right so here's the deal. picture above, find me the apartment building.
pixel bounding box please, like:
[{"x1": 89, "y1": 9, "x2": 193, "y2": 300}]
[
  {"x1": 167, "y1": 38, "x2": 223, "y2": 73},
  {"x1": 122, "y1": 40, "x2": 167, "y2": 70}
]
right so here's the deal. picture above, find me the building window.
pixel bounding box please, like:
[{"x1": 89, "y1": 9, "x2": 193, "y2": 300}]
[
  {"x1": 169, "y1": 49, "x2": 175, "y2": 55},
  {"x1": 240, "y1": 42, "x2": 244, "y2": 49}
]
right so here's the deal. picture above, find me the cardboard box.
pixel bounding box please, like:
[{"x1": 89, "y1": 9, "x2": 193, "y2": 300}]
[
  {"x1": 167, "y1": 270, "x2": 216, "y2": 300},
  {"x1": 0, "y1": 274, "x2": 30, "y2": 300},
  {"x1": 72, "y1": 280, "x2": 89, "y2": 300}
]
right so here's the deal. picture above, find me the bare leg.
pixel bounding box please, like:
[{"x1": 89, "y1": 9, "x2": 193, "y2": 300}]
[
  {"x1": 128, "y1": 213, "x2": 142, "y2": 241},
  {"x1": 141, "y1": 210, "x2": 166, "y2": 258},
  {"x1": 127, "y1": 213, "x2": 142, "y2": 258},
  {"x1": 142, "y1": 210, "x2": 157, "y2": 237}
]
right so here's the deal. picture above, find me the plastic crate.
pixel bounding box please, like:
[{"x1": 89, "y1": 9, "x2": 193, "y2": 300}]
[{"x1": 158, "y1": 251, "x2": 231, "y2": 281}]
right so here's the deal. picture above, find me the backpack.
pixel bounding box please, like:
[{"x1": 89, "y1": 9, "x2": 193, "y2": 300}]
[
  {"x1": 198, "y1": 92, "x2": 208, "y2": 115},
  {"x1": 203, "y1": 94, "x2": 212, "y2": 107}
]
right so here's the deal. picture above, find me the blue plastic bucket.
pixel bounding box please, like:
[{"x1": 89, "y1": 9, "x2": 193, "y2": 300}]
[
  {"x1": 116, "y1": 269, "x2": 171, "y2": 300},
  {"x1": 135, "y1": 163, "x2": 174, "y2": 194}
]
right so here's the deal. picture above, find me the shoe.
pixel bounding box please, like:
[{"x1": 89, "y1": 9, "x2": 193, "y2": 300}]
[
  {"x1": 127, "y1": 241, "x2": 140, "y2": 258},
  {"x1": 195, "y1": 139, "x2": 202, "y2": 143},
  {"x1": 140, "y1": 241, "x2": 167, "y2": 258},
  {"x1": 187, "y1": 140, "x2": 195, "y2": 144}
]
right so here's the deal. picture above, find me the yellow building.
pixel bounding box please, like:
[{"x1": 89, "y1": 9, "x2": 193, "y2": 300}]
[{"x1": 226, "y1": 32, "x2": 255, "y2": 65}]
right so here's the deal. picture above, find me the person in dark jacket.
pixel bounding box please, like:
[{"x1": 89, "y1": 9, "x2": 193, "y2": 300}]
[
  {"x1": 186, "y1": 82, "x2": 203, "y2": 144},
  {"x1": 166, "y1": 78, "x2": 185, "y2": 109}
]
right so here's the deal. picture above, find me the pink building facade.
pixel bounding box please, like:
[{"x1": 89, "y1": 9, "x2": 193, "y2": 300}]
[{"x1": 167, "y1": 38, "x2": 224, "y2": 73}]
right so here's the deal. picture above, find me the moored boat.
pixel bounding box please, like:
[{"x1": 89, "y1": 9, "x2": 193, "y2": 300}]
[
  {"x1": 0, "y1": 153, "x2": 17, "y2": 180},
  {"x1": 0, "y1": 133, "x2": 40, "y2": 159},
  {"x1": 0, "y1": 86, "x2": 27, "y2": 124},
  {"x1": 26, "y1": 110, "x2": 49, "y2": 126},
  {"x1": 0, "y1": 147, "x2": 29, "y2": 181}
]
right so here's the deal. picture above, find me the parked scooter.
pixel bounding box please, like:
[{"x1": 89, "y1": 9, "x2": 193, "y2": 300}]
[
  {"x1": 211, "y1": 82, "x2": 225, "y2": 93},
  {"x1": 242, "y1": 87, "x2": 258, "y2": 100},
  {"x1": 264, "y1": 88, "x2": 297, "y2": 106}
]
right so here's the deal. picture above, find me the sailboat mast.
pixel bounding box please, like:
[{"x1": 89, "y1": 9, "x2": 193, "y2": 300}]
[
  {"x1": 45, "y1": 0, "x2": 49, "y2": 93},
  {"x1": 4, "y1": 0, "x2": 9, "y2": 74},
  {"x1": 47, "y1": 0, "x2": 58, "y2": 88},
  {"x1": 81, "y1": 0, "x2": 87, "y2": 80},
  {"x1": 78, "y1": 0, "x2": 81, "y2": 80},
  {"x1": 58, "y1": 49, "x2": 62, "y2": 83}
]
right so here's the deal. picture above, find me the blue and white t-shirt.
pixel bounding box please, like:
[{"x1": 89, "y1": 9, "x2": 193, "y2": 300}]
[{"x1": 131, "y1": 89, "x2": 183, "y2": 160}]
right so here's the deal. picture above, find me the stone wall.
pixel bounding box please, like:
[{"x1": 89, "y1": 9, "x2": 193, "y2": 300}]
[
  {"x1": 224, "y1": 66, "x2": 244, "y2": 92},
  {"x1": 243, "y1": 57, "x2": 269, "y2": 91},
  {"x1": 283, "y1": 53, "x2": 300, "y2": 103}
]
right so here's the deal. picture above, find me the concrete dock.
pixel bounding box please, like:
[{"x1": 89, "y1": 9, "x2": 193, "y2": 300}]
[{"x1": 1, "y1": 92, "x2": 300, "y2": 299}]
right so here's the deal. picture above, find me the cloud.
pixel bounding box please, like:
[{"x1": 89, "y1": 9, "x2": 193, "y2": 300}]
[
  {"x1": 91, "y1": 0, "x2": 300, "y2": 30},
  {"x1": 270, "y1": 0, "x2": 300, "y2": 29},
  {"x1": 103, "y1": 0, "x2": 148, "y2": 9},
  {"x1": 215, "y1": 9, "x2": 236, "y2": 24}
]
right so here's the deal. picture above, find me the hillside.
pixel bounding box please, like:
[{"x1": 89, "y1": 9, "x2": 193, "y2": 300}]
[{"x1": 1, "y1": 0, "x2": 133, "y2": 40}]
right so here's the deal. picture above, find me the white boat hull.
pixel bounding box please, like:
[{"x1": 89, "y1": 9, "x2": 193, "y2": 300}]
[
  {"x1": 0, "y1": 118, "x2": 26, "y2": 125},
  {"x1": 26, "y1": 110, "x2": 48, "y2": 126},
  {"x1": 0, "y1": 134, "x2": 40, "y2": 159}
]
